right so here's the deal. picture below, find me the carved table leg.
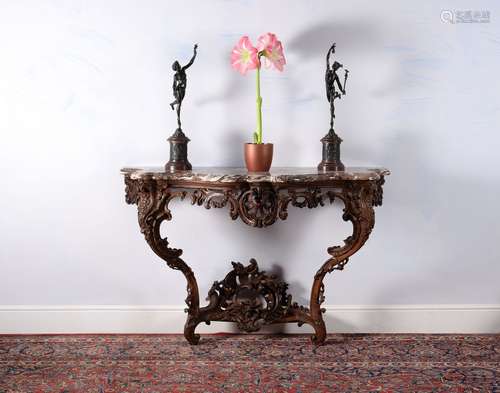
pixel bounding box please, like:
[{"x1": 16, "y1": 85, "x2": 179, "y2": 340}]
[
  {"x1": 309, "y1": 183, "x2": 376, "y2": 345},
  {"x1": 127, "y1": 178, "x2": 202, "y2": 344}
]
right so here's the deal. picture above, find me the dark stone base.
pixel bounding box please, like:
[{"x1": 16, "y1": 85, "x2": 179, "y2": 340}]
[
  {"x1": 165, "y1": 160, "x2": 192, "y2": 172},
  {"x1": 317, "y1": 161, "x2": 345, "y2": 172},
  {"x1": 317, "y1": 128, "x2": 345, "y2": 172},
  {"x1": 165, "y1": 128, "x2": 192, "y2": 172}
]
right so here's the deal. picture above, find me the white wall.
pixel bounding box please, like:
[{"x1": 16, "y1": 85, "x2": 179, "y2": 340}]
[{"x1": 1, "y1": 0, "x2": 500, "y2": 331}]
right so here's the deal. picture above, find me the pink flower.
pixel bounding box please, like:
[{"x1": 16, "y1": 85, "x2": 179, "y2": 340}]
[
  {"x1": 257, "y1": 32, "x2": 286, "y2": 71},
  {"x1": 231, "y1": 36, "x2": 259, "y2": 75}
]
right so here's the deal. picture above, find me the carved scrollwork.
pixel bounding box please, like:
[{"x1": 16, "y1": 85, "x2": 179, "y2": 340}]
[
  {"x1": 204, "y1": 259, "x2": 292, "y2": 332},
  {"x1": 190, "y1": 189, "x2": 239, "y2": 220},
  {"x1": 319, "y1": 182, "x2": 376, "y2": 266},
  {"x1": 278, "y1": 188, "x2": 327, "y2": 220},
  {"x1": 126, "y1": 182, "x2": 379, "y2": 230},
  {"x1": 238, "y1": 187, "x2": 278, "y2": 227}
]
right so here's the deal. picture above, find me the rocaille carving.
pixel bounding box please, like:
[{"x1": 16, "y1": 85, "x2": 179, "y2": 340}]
[
  {"x1": 124, "y1": 174, "x2": 385, "y2": 345},
  {"x1": 203, "y1": 259, "x2": 292, "y2": 332},
  {"x1": 238, "y1": 186, "x2": 279, "y2": 227},
  {"x1": 190, "y1": 188, "x2": 239, "y2": 220}
]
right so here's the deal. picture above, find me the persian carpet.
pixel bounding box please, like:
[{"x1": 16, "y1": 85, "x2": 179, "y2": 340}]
[{"x1": 0, "y1": 334, "x2": 499, "y2": 392}]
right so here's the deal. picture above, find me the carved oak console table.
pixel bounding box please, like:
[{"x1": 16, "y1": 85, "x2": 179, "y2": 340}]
[{"x1": 122, "y1": 167, "x2": 389, "y2": 345}]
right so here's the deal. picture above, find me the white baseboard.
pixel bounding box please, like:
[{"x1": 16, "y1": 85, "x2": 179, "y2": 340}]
[{"x1": 1, "y1": 305, "x2": 499, "y2": 334}]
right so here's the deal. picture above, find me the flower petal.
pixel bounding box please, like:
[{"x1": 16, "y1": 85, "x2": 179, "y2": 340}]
[
  {"x1": 258, "y1": 33, "x2": 285, "y2": 71},
  {"x1": 231, "y1": 36, "x2": 259, "y2": 74}
]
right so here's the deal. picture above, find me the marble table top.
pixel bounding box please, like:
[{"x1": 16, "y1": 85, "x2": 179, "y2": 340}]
[{"x1": 121, "y1": 167, "x2": 390, "y2": 184}]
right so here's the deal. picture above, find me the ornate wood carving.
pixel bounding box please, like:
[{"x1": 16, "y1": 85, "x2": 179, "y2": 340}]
[
  {"x1": 238, "y1": 186, "x2": 278, "y2": 227},
  {"x1": 124, "y1": 174, "x2": 386, "y2": 345},
  {"x1": 203, "y1": 259, "x2": 292, "y2": 332},
  {"x1": 190, "y1": 188, "x2": 239, "y2": 220}
]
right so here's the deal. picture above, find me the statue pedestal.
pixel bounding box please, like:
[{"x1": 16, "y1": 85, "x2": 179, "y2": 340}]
[
  {"x1": 165, "y1": 128, "x2": 192, "y2": 172},
  {"x1": 317, "y1": 129, "x2": 345, "y2": 172}
]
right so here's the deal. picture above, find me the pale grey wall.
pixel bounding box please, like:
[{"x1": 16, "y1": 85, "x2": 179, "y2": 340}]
[{"x1": 1, "y1": 0, "x2": 499, "y2": 307}]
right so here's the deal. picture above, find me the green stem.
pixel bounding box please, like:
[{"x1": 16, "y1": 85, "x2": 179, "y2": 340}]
[{"x1": 256, "y1": 62, "x2": 263, "y2": 144}]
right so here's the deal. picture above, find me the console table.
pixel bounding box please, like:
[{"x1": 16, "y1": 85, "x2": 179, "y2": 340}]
[{"x1": 122, "y1": 167, "x2": 389, "y2": 345}]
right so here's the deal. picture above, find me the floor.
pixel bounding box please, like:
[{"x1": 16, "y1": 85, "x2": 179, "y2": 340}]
[{"x1": 0, "y1": 334, "x2": 499, "y2": 392}]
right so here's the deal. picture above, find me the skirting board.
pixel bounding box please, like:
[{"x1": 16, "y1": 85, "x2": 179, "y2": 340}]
[{"x1": 0, "y1": 305, "x2": 499, "y2": 334}]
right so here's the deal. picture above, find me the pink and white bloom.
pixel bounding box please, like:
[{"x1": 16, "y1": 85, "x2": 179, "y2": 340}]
[
  {"x1": 231, "y1": 36, "x2": 259, "y2": 75},
  {"x1": 230, "y1": 33, "x2": 286, "y2": 144},
  {"x1": 257, "y1": 32, "x2": 286, "y2": 71}
]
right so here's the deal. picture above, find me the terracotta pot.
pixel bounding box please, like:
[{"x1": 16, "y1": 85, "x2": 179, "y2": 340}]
[{"x1": 244, "y1": 143, "x2": 273, "y2": 172}]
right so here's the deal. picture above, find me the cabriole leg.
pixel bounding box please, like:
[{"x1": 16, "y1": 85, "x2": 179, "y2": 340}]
[
  {"x1": 308, "y1": 184, "x2": 376, "y2": 345},
  {"x1": 126, "y1": 177, "x2": 202, "y2": 344}
]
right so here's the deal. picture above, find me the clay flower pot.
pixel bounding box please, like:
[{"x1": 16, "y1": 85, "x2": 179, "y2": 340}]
[{"x1": 244, "y1": 143, "x2": 273, "y2": 172}]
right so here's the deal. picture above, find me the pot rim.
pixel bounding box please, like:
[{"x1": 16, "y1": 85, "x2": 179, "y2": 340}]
[{"x1": 244, "y1": 142, "x2": 274, "y2": 145}]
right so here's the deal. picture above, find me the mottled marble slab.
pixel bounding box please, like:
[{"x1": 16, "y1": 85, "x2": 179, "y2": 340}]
[{"x1": 121, "y1": 167, "x2": 390, "y2": 183}]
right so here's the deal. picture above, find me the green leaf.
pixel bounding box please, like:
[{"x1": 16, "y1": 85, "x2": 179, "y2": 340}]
[{"x1": 253, "y1": 132, "x2": 259, "y2": 144}]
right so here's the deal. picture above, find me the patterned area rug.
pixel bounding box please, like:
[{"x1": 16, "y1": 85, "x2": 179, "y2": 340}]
[{"x1": 0, "y1": 334, "x2": 499, "y2": 392}]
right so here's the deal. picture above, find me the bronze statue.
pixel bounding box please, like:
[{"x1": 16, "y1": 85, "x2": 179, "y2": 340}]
[
  {"x1": 165, "y1": 44, "x2": 198, "y2": 172},
  {"x1": 325, "y1": 43, "x2": 348, "y2": 130},
  {"x1": 170, "y1": 44, "x2": 198, "y2": 129},
  {"x1": 318, "y1": 43, "x2": 349, "y2": 172}
]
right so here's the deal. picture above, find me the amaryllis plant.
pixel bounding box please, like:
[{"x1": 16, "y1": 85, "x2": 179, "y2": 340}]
[{"x1": 231, "y1": 33, "x2": 286, "y2": 144}]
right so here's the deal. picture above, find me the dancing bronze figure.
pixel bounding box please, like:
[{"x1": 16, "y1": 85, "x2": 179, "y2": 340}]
[
  {"x1": 170, "y1": 44, "x2": 198, "y2": 129},
  {"x1": 325, "y1": 43, "x2": 348, "y2": 130}
]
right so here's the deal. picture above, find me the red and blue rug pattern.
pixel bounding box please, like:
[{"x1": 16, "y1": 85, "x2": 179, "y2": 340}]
[{"x1": 1, "y1": 334, "x2": 499, "y2": 392}]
